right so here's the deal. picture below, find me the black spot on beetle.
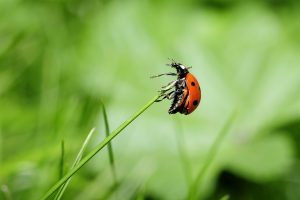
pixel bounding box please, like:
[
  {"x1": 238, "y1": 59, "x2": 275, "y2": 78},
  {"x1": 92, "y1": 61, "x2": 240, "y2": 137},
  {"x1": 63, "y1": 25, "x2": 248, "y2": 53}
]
[
  {"x1": 193, "y1": 100, "x2": 198, "y2": 106},
  {"x1": 191, "y1": 82, "x2": 195, "y2": 86}
]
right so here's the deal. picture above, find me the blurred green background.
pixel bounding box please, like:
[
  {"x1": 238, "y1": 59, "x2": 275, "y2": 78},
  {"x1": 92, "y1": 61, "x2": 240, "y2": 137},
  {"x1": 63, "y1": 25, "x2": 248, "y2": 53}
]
[{"x1": 1, "y1": 0, "x2": 300, "y2": 199}]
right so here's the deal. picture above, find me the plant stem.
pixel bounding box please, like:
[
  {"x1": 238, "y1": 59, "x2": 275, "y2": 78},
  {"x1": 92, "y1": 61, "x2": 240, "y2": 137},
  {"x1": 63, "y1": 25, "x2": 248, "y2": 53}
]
[
  {"x1": 101, "y1": 103, "x2": 118, "y2": 185},
  {"x1": 59, "y1": 140, "x2": 64, "y2": 179},
  {"x1": 174, "y1": 120, "x2": 192, "y2": 188},
  {"x1": 54, "y1": 128, "x2": 95, "y2": 200},
  {"x1": 41, "y1": 95, "x2": 159, "y2": 200},
  {"x1": 188, "y1": 112, "x2": 236, "y2": 200}
]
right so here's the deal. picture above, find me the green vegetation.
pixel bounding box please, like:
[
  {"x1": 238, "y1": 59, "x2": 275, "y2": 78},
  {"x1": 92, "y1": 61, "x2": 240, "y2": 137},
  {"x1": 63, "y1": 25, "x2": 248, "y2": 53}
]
[{"x1": 1, "y1": 0, "x2": 300, "y2": 199}]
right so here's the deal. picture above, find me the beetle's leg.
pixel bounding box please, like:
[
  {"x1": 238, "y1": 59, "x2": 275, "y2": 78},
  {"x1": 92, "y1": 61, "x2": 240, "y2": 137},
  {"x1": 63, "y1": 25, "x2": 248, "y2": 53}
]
[
  {"x1": 162, "y1": 90, "x2": 175, "y2": 100},
  {"x1": 161, "y1": 79, "x2": 178, "y2": 91},
  {"x1": 158, "y1": 78, "x2": 183, "y2": 94},
  {"x1": 150, "y1": 72, "x2": 177, "y2": 78},
  {"x1": 155, "y1": 91, "x2": 175, "y2": 102},
  {"x1": 166, "y1": 91, "x2": 175, "y2": 99},
  {"x1": 176, "y1": 78, "x2": 186, "y2": 89},
  {"x1": 155, "y1": 78, "x2": 184, "y2": 102},
  {"x1": 156, "y1": 93, "x2": 168, "y2": 102},
  {"x1": 155, "y1": 99, "x2": 163, "y2": 102}
]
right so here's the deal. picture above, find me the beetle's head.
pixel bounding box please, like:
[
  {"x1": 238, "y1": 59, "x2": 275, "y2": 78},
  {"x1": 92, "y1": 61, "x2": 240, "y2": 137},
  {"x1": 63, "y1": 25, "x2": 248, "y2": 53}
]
[{"x1": 168, "y1": 61, "x2": 189, "y2": 77}]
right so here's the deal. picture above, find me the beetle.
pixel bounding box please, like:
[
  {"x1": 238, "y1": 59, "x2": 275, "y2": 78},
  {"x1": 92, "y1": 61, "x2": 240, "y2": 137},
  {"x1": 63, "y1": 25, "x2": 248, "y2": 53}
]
[{"x1": 151, "y1": 60, "x2": 201, "y2": 115}]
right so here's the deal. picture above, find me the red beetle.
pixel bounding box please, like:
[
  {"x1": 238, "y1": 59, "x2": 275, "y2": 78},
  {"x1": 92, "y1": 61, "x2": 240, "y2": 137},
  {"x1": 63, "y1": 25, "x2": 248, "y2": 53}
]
[{"x1": 152, "y1": 60, "x2": 201, "y2": 115}]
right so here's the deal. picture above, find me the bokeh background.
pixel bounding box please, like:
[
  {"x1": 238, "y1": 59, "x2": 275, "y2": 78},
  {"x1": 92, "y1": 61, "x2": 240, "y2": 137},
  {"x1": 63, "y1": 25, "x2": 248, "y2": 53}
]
[{"x1": 1, "y1": 0, "x2": 300, "y2": 199}]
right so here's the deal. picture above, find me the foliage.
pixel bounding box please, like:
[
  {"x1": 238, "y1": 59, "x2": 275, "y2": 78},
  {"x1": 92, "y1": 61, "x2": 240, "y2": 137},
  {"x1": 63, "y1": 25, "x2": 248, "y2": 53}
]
[{"x1": 1, "y1": 0, "x2": 300, "y2": 199}]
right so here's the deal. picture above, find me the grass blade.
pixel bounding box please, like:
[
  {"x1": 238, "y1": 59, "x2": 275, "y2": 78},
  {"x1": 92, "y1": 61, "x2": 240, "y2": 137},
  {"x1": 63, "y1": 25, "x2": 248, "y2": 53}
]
[
  {"x1": 59, "y1": 140, "x2": 64, "y2": 179},
  {"x1": 188, "y1": 111, "x2": 236, "y2": 200},
  {"x1": 174, "y1": 120, "x2": 192, "y2": 188},
  {"x1": 101, "y1": 103, "x2": 118, "y2": 185},
  {"x1": 41, "y1": 95, "x2": 159, "y2": 200},
  {"x1": 54, "y1": 128, "x2": 96, "y2": 200}
]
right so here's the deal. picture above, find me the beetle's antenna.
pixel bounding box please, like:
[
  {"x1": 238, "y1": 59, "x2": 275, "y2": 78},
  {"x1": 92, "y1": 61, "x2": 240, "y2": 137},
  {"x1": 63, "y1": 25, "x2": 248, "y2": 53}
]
[
  {"x1": 167, "y1": 58, "x2": 177, "y2": 64},
  {"x1": 150, "y1": 72, "x2": 177, "y2": 78}
]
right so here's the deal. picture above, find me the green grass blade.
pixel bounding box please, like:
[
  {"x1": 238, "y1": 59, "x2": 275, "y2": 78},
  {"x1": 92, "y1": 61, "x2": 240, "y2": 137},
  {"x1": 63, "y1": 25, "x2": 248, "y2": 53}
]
[
  {"x1": 101, "y1": 103, "x2": 118, "y2": 185},
  {"x1": 59, "y1": 140, "x2": 64, "y2": 179},
  {"x1": 54, "y1": 128, "x2": 96, "y2": 200},
  {"x1": 41, "y1": 95, "x2": 159, "y2": 200},
  {"x1": 174, "y1": 120, "x2": 192, "y2": 188},
  {"x1": 0, "y1": 129, "x2": 2, "y2": 166},
  {"x1": 188, "y1": 111, "x2": 236, "y2": 200}
]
